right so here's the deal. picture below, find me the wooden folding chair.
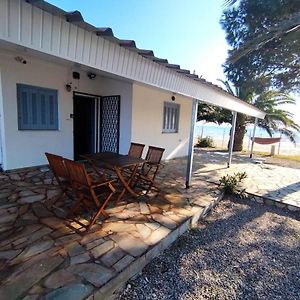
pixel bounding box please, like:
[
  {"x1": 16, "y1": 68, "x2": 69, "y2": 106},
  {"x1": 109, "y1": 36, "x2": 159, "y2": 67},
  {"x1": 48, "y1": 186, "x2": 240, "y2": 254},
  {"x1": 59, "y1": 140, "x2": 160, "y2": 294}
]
[
  {"x1": 128, "y1": 142, "x2": 145, "y2": 158},
  {"x1": 134, "y1": 146, "x2": 165, "y2": 195},
  {"x1": 64, "y1": 159, "x2": 116, "y2": 231},
  {"x1": 45, "y1": 152, "x2": 73, "y2": 201},
  {"x1": 121, "y1": 142, "x2": 146, "y2": 179}
]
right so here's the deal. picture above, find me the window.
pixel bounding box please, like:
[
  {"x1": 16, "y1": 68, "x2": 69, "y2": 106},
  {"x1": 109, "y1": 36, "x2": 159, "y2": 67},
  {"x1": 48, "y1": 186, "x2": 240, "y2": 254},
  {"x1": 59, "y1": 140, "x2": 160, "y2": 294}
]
[
  {"x1": 17, "y1": 84, "x2": 58, "y2": 130},
  {"x1": 162, "y1": 101, "x2": 180, "y2": 133}
]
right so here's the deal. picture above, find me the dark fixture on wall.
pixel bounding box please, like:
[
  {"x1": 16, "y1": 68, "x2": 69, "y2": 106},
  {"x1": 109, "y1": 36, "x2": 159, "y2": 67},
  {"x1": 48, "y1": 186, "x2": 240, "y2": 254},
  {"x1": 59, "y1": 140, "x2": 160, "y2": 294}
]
[
  {"x1": 65, "y1": 83, "x2": 72, "y2": 92},
  {"x1": 72, "y1": 72, "x2": 80, "y2": 80},
  {"x1": 171, "y1": 95, "x2": 176, "y2": 101},
  {"x1": 87, "y1": 72, "x2": 96, "y2": 80},
  {"x1": 15, "y1": 56, "x2": 27, "y2": 64}
]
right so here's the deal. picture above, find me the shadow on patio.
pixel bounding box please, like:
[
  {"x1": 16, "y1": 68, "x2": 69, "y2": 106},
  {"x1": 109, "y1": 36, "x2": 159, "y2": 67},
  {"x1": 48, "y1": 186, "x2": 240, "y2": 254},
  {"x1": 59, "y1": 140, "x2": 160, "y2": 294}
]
[
  {"x1": 0, "y1": 158, "x2": 221, "y2": 300},
  {"x1": 191, "y1": 149, "x2": 300, "y2": 208}
]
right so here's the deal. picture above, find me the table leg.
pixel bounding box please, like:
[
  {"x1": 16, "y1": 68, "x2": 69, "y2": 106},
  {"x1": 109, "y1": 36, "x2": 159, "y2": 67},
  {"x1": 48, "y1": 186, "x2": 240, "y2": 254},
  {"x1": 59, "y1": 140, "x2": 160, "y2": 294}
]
[{"x1": 114, "y1": 165, "x2": 139, "y2": 202}]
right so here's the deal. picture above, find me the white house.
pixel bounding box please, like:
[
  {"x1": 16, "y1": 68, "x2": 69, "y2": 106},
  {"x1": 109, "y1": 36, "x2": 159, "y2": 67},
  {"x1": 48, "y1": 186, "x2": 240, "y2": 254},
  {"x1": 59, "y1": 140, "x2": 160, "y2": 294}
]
[{"x1": 0, "y1": 0, "x2": 265, "y2": 171}]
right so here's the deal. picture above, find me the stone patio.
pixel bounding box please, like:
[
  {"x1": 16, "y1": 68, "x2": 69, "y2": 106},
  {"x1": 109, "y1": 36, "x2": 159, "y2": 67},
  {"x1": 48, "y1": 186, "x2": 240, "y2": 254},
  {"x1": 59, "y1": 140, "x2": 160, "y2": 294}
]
[
  {"x1": 192, "y1": 149, "x2": 300, "y2": 209},
  {"x1": 1, "y1": 149, "x2": 299, "y2": 300},
  {"x1": 0, "y1": 158, "x2": 221, "y2": 300}
]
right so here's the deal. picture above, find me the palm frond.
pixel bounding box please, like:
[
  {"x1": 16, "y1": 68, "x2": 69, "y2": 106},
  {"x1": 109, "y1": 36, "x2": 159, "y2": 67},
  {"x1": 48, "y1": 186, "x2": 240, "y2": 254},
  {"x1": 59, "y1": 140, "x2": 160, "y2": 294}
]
[
  {"x1": 223, "y1": 0, "x2": 238, "y2": 8},
  {"x1": 257, "y1": 121, "x2": 273, "y2": 137},
  {"x1": 278, "y1": 128, "x2": 298, "y2": 144},
  {"x1": 217, "y1": 79, "x2": 235, "y2": 95}
]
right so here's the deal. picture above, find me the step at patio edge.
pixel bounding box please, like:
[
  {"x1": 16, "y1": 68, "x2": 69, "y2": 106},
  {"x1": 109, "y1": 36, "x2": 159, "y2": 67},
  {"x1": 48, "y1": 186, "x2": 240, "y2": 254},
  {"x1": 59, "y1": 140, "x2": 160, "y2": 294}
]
[{"x1": 88, "y1": 190, "x2": 225, "y2": 300}]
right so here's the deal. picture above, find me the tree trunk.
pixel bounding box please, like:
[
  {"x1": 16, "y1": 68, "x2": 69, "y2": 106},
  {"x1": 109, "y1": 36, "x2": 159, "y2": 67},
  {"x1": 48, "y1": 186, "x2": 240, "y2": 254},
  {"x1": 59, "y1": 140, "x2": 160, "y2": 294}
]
[{"x1": 233, "y1": 113, "x2": 247, "y2": 151}]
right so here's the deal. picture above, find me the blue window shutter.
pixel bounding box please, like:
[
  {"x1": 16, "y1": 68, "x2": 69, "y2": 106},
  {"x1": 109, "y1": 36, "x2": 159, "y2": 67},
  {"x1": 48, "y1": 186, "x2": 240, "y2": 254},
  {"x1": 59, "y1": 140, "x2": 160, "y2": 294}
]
[
  {"x1": 17, "y1": 84, "x2": 58, "y2": 130},
  {"x1": 44, "y1": 89, "x2": 58, "y2": 130},
  {"x1": 31, "y1": 91, "x2": 38, "y2": 127},
  {"x1": 53, "y1": 92, "x2": 58, "y2": 129},
  {"x1": 17, "y1": 85, "x2": 30, "y2": 129},
  {"x1": 40, "y1": 94, "x2": 46, "y2": 125},
  {"x1": 49, "y1": 94, "x2": 54, "y2": 126}
]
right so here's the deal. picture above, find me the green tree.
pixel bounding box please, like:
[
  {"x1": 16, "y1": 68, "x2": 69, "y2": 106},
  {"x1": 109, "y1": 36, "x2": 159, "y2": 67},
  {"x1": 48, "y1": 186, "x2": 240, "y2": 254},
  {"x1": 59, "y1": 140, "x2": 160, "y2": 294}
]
[
  {"x1": 221, "y1": 0, "x2": 300, "y2": 93},
  {"x1": 198, "y1": 81, "x2": 300, "y2": 151},
  {"x1": 223, "y1": 1, "x2": 300, "y2": 66},
  {"x1": 254, "y1": 91, "x2": 300, "y2": 143},
  {"x1": 197, "y1": 0, "x2": 300, "y2": 151}
]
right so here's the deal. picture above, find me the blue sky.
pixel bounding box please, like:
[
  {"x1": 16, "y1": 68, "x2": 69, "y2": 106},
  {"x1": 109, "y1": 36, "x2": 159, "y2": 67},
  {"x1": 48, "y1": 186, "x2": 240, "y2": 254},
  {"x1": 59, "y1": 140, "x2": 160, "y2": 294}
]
[
  {"x1": 48, "y1": 0, "x2": 299, "y2": 124},
  {"x1": 47, "y1": 0, "x2": 228, "y2": 84}
]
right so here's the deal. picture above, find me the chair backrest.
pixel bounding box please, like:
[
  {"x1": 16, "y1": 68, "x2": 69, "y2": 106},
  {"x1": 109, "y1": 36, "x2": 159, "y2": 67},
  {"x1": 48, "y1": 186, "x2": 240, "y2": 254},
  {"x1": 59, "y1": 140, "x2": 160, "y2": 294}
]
[
  {"x1": 128, "y1": 142, "x2": 145, "y2": 158},
  {"x1": 64, "y1": 159, "x2": 91, "y2": 188},
  {"x1": 45, "y1": 152, "x2": 69, "y2": 182},
  {"x1": 145, "y1": 146, "x2": 165, "y2": 164}
]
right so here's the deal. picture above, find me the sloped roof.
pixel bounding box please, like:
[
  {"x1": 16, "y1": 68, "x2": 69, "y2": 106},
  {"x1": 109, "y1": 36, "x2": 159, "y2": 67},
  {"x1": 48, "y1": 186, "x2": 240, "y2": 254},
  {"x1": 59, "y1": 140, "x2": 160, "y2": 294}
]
[
  {"x1": 24, "y1": 0, "x2": 239, "y2": 100},
  {"x1": 11, "y1": 0, "x2": 265, "y2": 119}
]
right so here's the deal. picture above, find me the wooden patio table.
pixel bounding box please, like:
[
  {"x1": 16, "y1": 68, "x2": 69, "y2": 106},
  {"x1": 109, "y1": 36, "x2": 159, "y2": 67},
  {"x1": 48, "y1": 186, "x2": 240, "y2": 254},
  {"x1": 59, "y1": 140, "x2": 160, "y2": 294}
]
[{"x1": 82, "y1": 152, "x2": 145, "y2": 201}]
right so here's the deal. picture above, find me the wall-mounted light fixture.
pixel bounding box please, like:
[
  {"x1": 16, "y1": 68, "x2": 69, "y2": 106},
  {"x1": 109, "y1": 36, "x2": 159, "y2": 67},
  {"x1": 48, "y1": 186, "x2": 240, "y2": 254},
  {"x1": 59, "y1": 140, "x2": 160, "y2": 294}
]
[
  {"x1": 72, "y1": 71, "x2": 80, "y2": 80},
  {"x1": 171, "y1": 95, "x2": 176, "y2": 101},
  {"x1": 15, "y1": 56, "x2": 27, "y2": 64},
  {"x1": 87, "y1": 72, "x2": 96, "y2": 80},
  {"x1": 65, "y1": 83, "x2": 72, "y2": 92}
]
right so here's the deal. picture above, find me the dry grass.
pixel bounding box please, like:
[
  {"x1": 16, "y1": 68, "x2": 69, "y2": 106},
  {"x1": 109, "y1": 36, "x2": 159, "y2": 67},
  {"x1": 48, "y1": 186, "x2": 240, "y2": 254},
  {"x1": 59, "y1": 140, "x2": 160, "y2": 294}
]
[
  {"x1": 254, "y1": 151, "x2": 300, "y2": 162},
  {"x1": 273, "y1": 154, "x2": 300, "y2": 162}
]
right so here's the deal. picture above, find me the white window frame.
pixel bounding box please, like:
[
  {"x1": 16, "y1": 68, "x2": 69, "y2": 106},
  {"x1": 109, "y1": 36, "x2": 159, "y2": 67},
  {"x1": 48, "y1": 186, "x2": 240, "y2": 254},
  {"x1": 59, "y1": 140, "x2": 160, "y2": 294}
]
[{"x1": 162, "y1": 101, "x2": 180, "y2": 133}]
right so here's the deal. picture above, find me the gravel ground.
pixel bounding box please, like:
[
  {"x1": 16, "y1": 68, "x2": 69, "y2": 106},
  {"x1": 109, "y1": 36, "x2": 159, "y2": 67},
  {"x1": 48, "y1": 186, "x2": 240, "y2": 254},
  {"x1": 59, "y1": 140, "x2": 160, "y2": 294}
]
[{"x1": 117, "y1": 197, "x2": 300, "y2": 300}]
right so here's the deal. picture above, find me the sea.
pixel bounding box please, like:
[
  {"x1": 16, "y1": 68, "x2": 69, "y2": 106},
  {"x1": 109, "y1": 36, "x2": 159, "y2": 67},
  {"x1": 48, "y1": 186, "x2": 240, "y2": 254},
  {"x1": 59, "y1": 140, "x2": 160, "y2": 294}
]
[{"x1": 195, "y1": 122, "x2": 300, "y2": 155}]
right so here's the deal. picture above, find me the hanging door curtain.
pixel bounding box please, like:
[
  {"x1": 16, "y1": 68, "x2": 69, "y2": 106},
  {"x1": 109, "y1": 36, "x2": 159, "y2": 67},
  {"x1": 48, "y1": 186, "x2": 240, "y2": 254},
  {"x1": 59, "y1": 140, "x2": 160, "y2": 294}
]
[{"x1": 250, "y1": 137, "x2": 281, "y2": 145}]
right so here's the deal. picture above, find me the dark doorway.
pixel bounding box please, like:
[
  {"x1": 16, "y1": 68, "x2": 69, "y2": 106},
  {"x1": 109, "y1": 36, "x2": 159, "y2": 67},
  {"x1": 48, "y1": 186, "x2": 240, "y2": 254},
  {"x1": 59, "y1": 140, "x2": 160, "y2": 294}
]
[{"x1": 73, "y1": 94, "x2": 98, "y2": 160}]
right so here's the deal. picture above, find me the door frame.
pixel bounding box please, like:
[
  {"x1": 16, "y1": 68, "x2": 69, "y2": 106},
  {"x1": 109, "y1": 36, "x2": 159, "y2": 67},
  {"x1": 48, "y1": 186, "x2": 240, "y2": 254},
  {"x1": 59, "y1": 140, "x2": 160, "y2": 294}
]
[{"x1": 73, "y1": 92, "x2": 101, "y2": 158}]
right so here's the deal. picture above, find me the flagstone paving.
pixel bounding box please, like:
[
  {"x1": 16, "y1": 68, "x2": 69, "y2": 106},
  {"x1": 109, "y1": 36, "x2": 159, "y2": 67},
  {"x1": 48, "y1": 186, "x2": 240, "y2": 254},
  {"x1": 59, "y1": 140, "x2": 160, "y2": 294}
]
[
  {"x1": 191, "y1": 149, "x2": 300, "y2": 209},
  {"x1": 0, "y1": 159, "x2": 220, "y2": 300},
  {"x1": 0, "y1": 150, "x2": 299, "y2": 299},
  {"x1": 157, "y1": 150, "x2": 300, "y2": 210}
]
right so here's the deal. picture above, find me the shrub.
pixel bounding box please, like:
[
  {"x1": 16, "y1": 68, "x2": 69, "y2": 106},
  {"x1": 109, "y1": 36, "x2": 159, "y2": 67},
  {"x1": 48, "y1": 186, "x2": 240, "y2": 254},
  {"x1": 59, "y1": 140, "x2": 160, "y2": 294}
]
[
  {"x1": 196, "y1": 136, "x2": 214, "y2": 148},
  {"x1": 219, "y1": 172, "x2": 247, "y2": 197}
]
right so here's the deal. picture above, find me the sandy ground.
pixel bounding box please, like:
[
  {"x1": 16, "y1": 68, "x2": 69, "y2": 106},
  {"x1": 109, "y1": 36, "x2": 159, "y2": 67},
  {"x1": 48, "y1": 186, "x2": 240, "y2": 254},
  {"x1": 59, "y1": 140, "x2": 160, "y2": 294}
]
[
  {"x1": 209, "y1": 137, "x2": 300, "y2": 157},
  {"x1": 198, "y1": 147, "x2": 300, "y2": 169},
  {"x1": 261, "y1": 155, "x2": 300, "y2": 169},
  {"x1": 118, "y1": 197, "x2": 300, "y2": 300}
]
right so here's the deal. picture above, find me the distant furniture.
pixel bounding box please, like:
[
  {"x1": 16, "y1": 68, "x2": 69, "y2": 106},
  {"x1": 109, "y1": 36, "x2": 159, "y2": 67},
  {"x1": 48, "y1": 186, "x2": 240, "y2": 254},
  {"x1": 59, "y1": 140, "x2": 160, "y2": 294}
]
[
  {"x1": 135, "y1": 146, "x2": 165, "y2": 195},
  {"x1": 124, "y1": 142, "x2": 145, "y2": 175},
  {"x1": 250, "y1": 137, "x2": 281, "y2": 157},
  {"x1": 82, "y1": 152, "x2": 145, "y2": 202},
  {"x1": 250, "y1": 137, "x2": 281, "y2": 145},
  {"x1": 128, "y1": 142, "x2": 145, "y2": 158},
  {"x1": 45, "y1": 152, "x2": 72, "y2": 200},
  {"x1": 64, "y1": 159, "x2": 116, "y2": 231}
]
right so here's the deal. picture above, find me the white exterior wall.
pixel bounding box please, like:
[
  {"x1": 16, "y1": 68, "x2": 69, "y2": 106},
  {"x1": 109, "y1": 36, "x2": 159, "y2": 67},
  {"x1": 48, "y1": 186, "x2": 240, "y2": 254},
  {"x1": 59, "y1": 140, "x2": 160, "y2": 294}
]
[
  {"x1": 0, "y1": 49, "x2": 132, "y2": 170},
  {"x1": 132, "y1": 83, "x2": 193, "y2": 160},
  {"x1": 0, "y1": 0, "x2": 265, "y2": 119}
]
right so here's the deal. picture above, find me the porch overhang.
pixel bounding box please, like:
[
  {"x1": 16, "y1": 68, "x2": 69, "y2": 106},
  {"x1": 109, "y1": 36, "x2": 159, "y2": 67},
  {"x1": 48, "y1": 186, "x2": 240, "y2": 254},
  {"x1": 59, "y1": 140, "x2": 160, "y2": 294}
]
[{"x1": 0, "y1": 0, "x2": 266, "y2": 119}]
